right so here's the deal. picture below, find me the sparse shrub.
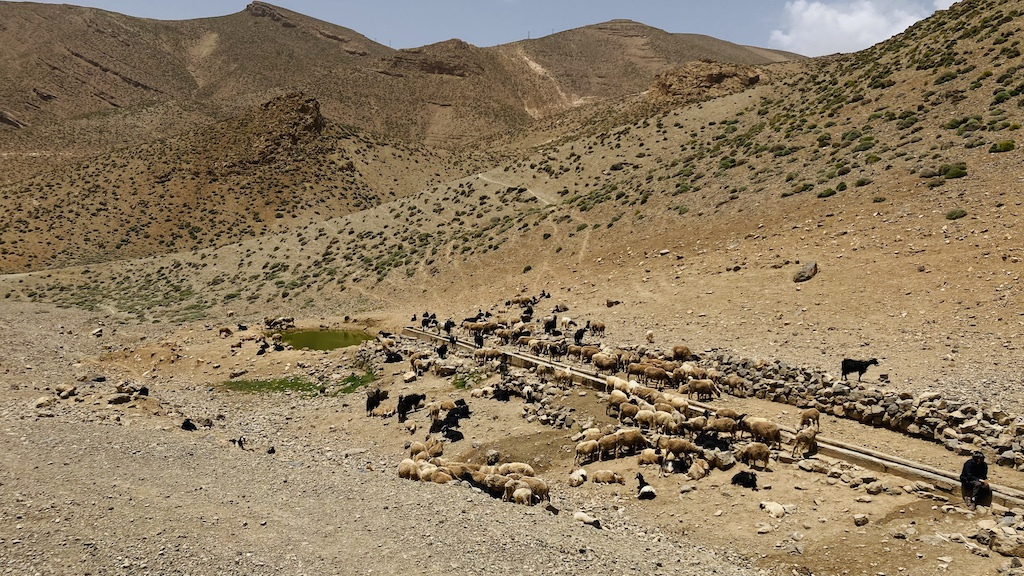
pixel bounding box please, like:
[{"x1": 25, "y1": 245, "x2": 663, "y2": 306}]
[
  {"x1": 946, "y1": 209, "x2": 968, "y2": 220},
  {"x1": 942, "y1": 163, "x2": 968, "y2": 178},
  {"x1": 522, "y1": 265, "x2": 532, "y2": 273},
  {"x1": 818, "y1": 189, "x2": 836, "y2": 198},
  {"x1": 872, "y1": 196, "x2": 886, "y2": 203},
  {"x1": 989, "y1": 139, "x2": 1016, "y2": 152},
  {"x1": 927, "y1": 177, "x2": 946, "y2": 188},
  {"x1": 855, "y1": 178, "x2": 872, "y2": 187}
]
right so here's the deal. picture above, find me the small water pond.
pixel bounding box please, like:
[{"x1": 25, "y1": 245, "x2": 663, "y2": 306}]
[{"x1": 279, "y1": 329, "x2": 374, "y2": 351}]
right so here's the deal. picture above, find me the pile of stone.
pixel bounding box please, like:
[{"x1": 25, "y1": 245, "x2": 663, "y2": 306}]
[{"x1": 710, "y1": 352, "x2": 1024, "y2": 470}]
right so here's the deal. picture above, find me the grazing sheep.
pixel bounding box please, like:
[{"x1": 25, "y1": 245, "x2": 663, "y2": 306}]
[
  {"x1": 799, "y1": 408, "x2": 821, "y2": 430},
  {"x1": 592, "y1": 470, "x2": 625, "y2": 484},
  {"x1": 579, "y1": 427, "x2": 605, "y2": 442},
  {"x1": 731, "y1": 470, "x2": 759, "y2": 491},
  {"x1": 575, "y1": 440, "x2": 600, "y2": 465},
  {"x1": 636, "y1": 473, "x2": 657, "y2": 500},
  {"x1": 716, "y1": 408, "x2": 742, "y2": 420},
  {"x1": 606, "y1": 389, "x2": 629, "y2": 416},
  {"x1": 512, "y1": 487, "x2": 534, "y2": 506},
  {"x1": 568, "y1": 468, "x2": 588, "y2": 487},
  {"x1": 657, "y1": 436, "x2": 700, "y2": 457},
  {"x1": 703, "y1": 417, "x2": 739, "y2": 440},
  {"x1": 739, "y1": 416, "x2": 782, "y2": 449},
  {"x1": 615, "y1": 428, "x2": 649, "y2": 456},
  {"x1": 597, "y1": 434, "x2": 620, "y2": 461},
  {"x1": 671, "y1": 345, "x2": 694, "y2": 361},
  {"x1": 517, "y1": 476, "x2": 550, "y2": 503},
  {"x1": 734, "y1": 442, "x2": 772, "y2": 470},
  {"x1": 686, "y1": 379, "x2": 721, "y2": 401},
  {"x1": 791, "y1": 428, "x2": 818, "y2": 458},
  {"x1": 618, "y1": 402, "x2": 640, "y2": 424},
  {"x1": 721, "y1": 374, "x2": 749, "y2": 397},
  {"x1": 590, "y1": 321, "x2": 606, "y2": 337},
  {"x1": 635, "y1": 409, "x2": 657, "y2": 431},
  {"x1": 645, "y1": 330, "x2": 655, "y2": 343},
  {"x1": 643, "y1": 366, "x2": 670, "y2": 389},
  {"x1": 592, "y1": 353, "x2": 619, "y2": 374},
  {"x1": 841, "y1": 358, "x2": 878, "y2": 381}
]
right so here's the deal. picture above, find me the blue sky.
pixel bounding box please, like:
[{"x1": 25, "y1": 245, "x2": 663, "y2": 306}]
[{"x1": 11, "y1": 0, "x2": 959, "y2": 56}]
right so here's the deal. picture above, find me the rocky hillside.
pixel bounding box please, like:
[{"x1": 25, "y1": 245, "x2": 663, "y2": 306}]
[{"x1": 0, "y1": 93, "x2": 491, "y2": 271}]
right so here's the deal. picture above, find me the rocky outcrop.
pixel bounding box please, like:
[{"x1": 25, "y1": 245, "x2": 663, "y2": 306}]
[{"x1": 649, "y1": 61, "x2": 761, "y2": 102}]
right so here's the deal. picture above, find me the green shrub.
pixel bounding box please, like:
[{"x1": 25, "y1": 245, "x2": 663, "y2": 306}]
[
  {"x1": 522, "y1": 265, "x2": 532, "y2": 273},
  {"x1": 943, "y1": 164, "x2": 968, "y2": 178},
  {"x1": 989, "y1": 139, "x2": 1016, "y2": 152},
  {"x1": 872, "y1": 196, "x2": 886, "y2": 203},
  {"x1": 927, "y1": 177, "x2": 946, "y2": 188},
  {"x1": 837, "y1": 182, "x2": 848, "y2": 191},
  {"x1": 818, "y1": 189, "x2": 836, "y2": 198},
  {"x1": 855, "y1": 178, "x2": 872, "y2": 187},
  {"x1": 945, "y1": 209, "x2": 967, "y2": 220}
]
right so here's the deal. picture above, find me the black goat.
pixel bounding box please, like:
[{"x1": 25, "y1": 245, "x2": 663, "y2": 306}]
[
  {"x1": 731, "y1": 470, "x2": 759, "y2": 491},
  {"x1": 436, "y1": 343, "x2": 449, "y2": 359},
  {"x1": 636, "y1": 472, "x2": 657, "y2": 500},
  {"x1": 365, "y1": 388, "x2": 389, "y2": 416},
  {"x1": 841, "y1": 358, "x2": 878, "y2": 381},
  {"x1": 442, "y1": 319, "x2": 456, "y2": 335},
  {"x1": 573, "y1": 327, "x2": 587, "y2": 346},
  {"x1": 396, "y1": 393, "x2": 426, "y2": 422},
  {"x1": 473, "y1": 332, "x2": 484, "y2": 349}
]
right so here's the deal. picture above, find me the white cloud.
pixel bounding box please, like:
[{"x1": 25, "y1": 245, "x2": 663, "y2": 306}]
[{"x1": 769, "y1": 1, "x2": 932, "y2": 57}]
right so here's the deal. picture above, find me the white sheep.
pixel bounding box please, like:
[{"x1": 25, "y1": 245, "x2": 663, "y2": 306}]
[
  {"x1": 512, "y1": 487, "x2": 534, "y2": 506},
  {"x1": 568, "y1": 468, "x2": 588, "y2": 487}
]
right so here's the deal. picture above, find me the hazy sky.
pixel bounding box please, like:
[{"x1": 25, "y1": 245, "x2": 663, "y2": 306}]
[{"x1": 11, "y1": 0, "x2": 959, "y2": 56}]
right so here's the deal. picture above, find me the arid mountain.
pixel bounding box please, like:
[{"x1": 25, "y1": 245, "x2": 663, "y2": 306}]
[
  {"x1": 0, "y1": 92, "x2": 493, "y2": 271},
  {"x1": 0, "y1": 2, "x2": 800, "y2": 183}
]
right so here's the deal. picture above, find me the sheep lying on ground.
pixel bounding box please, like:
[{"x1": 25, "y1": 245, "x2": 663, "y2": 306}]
[
  {"x1": 592, "y1": 470, "x2": 625, "y2": 484},
  {"x1": 637, "y1": 448, "x2": 665, "y2": 467},
  {"x1": 568, "y1": 468, "x2": 588, "y2": 487},
  {"x1": 636, "y1": 473, "x2": 657, "y2": 500},
  {"x1": 731, "y1": 470, "x2": 758, "y2": 491}
]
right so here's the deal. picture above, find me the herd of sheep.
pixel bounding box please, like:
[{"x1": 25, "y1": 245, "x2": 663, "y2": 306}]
[{"x1": 376, "y1": 296, "x2": 827, "y2": 506}]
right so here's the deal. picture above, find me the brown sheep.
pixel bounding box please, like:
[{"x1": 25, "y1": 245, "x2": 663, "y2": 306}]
[
  {"x1": 687, "y1": 379, "x2": 721, "y2": 401},
  {"x1": 592, "y1": 352, "x2": 619, "y2": 373},
  {"x1": 734, "y1": 442, "x2": 773, "y2": 469},
  {"x1": 799, "y1": 408, "x2": 821, "y2": 430},
  {"x1": 597, "y1": 434, "x2": 620, "y2": 460},
  {"x1": 592, "y1": 470, "x2": 625, "y2": 484},
  {"x1": 672, "y1": 345, "x2": 694, "y2": 360},
  {"x1": 618, "y1": 402, "x2": 640, "y2": 424},
  {"x1": 740, "y1": 417, "x2": 782, "y2": 449},
  {"x1": 615, "y1": 428, "x2": 649, "y2": 456},
  {"x1": 643, "y1": 366, "x2": 671, "y2": 389},
  {"x1": 703, "y1": 417, "x2": 739, "y2": 440}
]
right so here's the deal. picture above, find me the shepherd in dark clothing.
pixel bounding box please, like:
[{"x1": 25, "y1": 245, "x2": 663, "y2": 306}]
[{"x1": 960, "y1": 451, "x2": 989, "y2": 510}]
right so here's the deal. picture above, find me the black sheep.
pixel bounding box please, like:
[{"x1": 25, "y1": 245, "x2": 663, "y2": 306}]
[
  {"x1": 573, "y1": 327, "x2": 587, "y2": 346},
  {"x1": 473, "y1": 332, "x2": 484, "y2": 349},
  {"x1": 731, "y1": 470, "x2": 759, "y2": 491},
  {"x1": 436, "y1": 343, "x2": 449, "y2": 359},
  {"x1": 841, "y1": 358, "x2": 879, "y2": 381}
]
